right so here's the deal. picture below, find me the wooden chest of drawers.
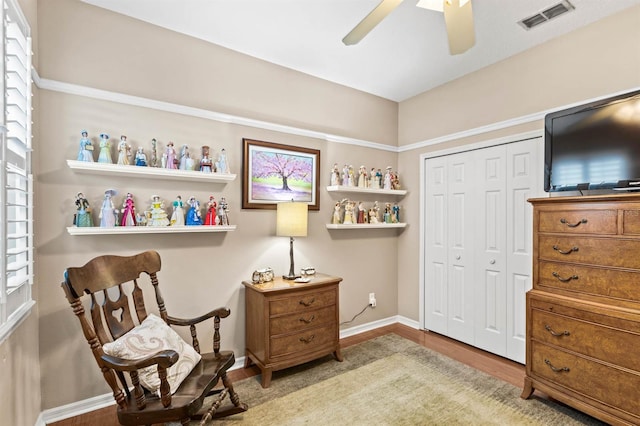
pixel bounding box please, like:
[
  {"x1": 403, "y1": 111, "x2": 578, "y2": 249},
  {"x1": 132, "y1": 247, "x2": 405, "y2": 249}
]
[
  {"x1": 242, "y1": 274, "x2": 342, "y2": 388},
  {"x1": 523, "y1": 194, "x2": 640, "y2": 425}
]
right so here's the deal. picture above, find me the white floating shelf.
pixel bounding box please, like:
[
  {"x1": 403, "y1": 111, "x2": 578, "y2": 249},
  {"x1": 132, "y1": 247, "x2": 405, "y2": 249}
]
[
  {"x1": 67, "y1": 160, "x2": 236, "y2": 183},
  {"x1": 67, "y1": 225, "x2": 236, "y2": 235},
  {"x1": 325, "y1": 223, "x2": 407, "y2": 230},
  {"x1": 326, "y1": 185, "x2": 407, "y2": 196}
]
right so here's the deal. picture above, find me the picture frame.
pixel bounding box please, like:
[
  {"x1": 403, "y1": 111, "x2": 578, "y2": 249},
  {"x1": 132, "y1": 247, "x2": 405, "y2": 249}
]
[{"x1": 242, "y1": 138, "x2": 320, "y2": 210}]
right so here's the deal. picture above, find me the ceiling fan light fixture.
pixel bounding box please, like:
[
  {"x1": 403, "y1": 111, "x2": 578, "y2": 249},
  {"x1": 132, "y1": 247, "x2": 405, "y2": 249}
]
[
  {"x1": 444, "y1": 0, "x2": 475, "y2": 55},
  {"x1": 417, "y1": 0, "x2": 470, "y2": 13},
  {"x1": 342, "y1": 0, "x2": 403, "y2": 45}
]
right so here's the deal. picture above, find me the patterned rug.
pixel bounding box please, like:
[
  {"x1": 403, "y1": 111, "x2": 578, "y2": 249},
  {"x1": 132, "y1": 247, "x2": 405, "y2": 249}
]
[{"x1": 177, "y1": 333, "x2": 604, "y2": 425}]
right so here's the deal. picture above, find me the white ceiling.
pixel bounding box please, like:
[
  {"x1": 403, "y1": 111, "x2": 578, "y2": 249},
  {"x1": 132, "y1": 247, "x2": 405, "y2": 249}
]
[{"x1": 83, "y1": 0, "x2": 640, "y2": 102}]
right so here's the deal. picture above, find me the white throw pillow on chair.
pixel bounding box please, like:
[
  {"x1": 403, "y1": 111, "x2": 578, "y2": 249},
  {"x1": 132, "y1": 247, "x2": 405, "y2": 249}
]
[{"x1": 103, "y1": 313, "x2": 201, "y2": 395}]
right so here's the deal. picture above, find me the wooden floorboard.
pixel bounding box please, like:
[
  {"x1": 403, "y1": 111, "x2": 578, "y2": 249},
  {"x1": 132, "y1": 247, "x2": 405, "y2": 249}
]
[{"x1": 49, "y1": 325, "x2": 526, "y2": 425}]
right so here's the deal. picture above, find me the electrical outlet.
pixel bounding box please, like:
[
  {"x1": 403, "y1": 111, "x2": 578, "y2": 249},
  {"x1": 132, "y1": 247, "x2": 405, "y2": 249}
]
[{"x1": 369, "y1": 292, "x2": 377, "y2": 308}]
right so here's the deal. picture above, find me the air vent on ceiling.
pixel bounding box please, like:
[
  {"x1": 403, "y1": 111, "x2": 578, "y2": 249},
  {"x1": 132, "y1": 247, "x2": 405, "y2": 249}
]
[{"x1": 518, "y1": 0, "x2": 575, "y2": 30}]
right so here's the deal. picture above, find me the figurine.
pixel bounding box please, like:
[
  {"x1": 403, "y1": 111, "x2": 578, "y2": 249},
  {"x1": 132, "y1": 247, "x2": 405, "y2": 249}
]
[
  {"x1": 186, "y1": 196, "x2": 203, "y2": 225},
  {"x1": 369, "y1": 201, "x2": 380, "y2": 224},
  {"x1": 342, "y1": 164, "x2": 350, "y2": 186},
  {"x1": 392, "y1": 203, "x2": 400, "y2": 223},
  {"x1": 200, "y1": 146, "x2": 213, "y2": 173},
  {"x1": 376, "y1": 168, "x2": 383, "y2": 188},
  {"x1": 136, "y1": 212, "x2": 148, "y2": 226},
  {"x1": 77, "y1": 130, "x2": 94, "y2": 162},
  {"x1": 343, "y1": 200, "x2": 355, "y2": 224},
  {"x1": 369, "y1": 167, "x2": 377, "y2": 189},
  {"x1": 74, "y1": 192, "x2": 93, "y2": 227},
  {"x1": 348, "y1": 165, "x2": 356, "y2": 187},
  {"x1": 99, "y1": 189, "x2": 118, "y2": 228},
  {"x1": 134, "y1": 146, "x2": 148, "y2": 166},
  {"x1": 147, "y1": 195, "x2": 170, "y2": 227},
  {"x1": 384, "y1": 202, "x2": 392, "y2": 223},
  {"x1": 179, "y1": 145, "x2": 194, "y2": 170},
  {"x1": 97, "y1": 133, "x2": 112, "y2": 164},
  {"x1": 163, "y1": 141, "x2": 177, "y2": 169},
  {"x1": 217, "y1": 197, "x2": 229, "y2": 225},
  {"x1": 117, "y1": 135, "x2": 131, "y2": 165},
  {"x1": 330, "y1": 163, "x2": 340, "y2": 186},
  {"x1": 331, "y1": 201, "x2": 342, "y2": 224},
  {"x1": 120, "y1": 193, "x2": 137, "y2": 226},
  {"x1": 357, "y1": 201, "x2": 367, "y2": 224},
  {"x1": 170, "y1": 195, "x2": 185, "y2": 226},
  {"x1": 204, "y1": 195, "x2": 217, "y2": 225},
  {"x1": 383, "y1": 167, "x2": 393, "y2": 190},
  {"x1": 392, "y1": 171, "x2": 401, "y2": 190},
  {"x1": 216, "y1": 148, "x2": 230, "y2": 174},
  {"x1": 150, "y1": 138, "x2": 158, "y2": 167},
  {"x1": 358, "y1": 166, "x2": 368, "y2": 188}
]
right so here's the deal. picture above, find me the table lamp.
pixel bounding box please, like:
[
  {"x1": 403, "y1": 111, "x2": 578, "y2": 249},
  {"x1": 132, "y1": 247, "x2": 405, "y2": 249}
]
[{"x1": 276, "y1": 201, "x2": 308, "y2": 280}]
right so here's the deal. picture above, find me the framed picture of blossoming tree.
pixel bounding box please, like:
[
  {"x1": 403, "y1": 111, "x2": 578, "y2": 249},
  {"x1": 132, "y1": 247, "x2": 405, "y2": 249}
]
[{"x1": 242, "y1": 138, "x2": 320, "y2": 210}]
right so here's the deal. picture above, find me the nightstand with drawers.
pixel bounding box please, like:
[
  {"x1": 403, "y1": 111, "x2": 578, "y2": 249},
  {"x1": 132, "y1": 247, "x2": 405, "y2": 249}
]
[{"x1": 242, "y1": 274, "x2": 343, "y2": 388}]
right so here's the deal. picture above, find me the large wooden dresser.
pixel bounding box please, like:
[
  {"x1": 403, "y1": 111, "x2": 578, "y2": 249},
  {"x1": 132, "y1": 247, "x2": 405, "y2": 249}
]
[
  {"x1": 522, "y1": 194, "x2": 640, "y2": 425},
  {"x1": 242, "y1": 274, "x2": 342, "y2": 388}
]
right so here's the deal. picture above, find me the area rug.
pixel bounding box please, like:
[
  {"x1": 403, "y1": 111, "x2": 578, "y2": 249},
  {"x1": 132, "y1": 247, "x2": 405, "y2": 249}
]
[{"x1": 178, "y1": 333, "x2": 605, "y2": 425}]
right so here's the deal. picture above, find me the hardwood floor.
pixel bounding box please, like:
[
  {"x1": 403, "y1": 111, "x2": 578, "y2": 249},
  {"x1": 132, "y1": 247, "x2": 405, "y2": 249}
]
[{"x1": 49, "y1": 324, "x2": 526, "y2": 425}]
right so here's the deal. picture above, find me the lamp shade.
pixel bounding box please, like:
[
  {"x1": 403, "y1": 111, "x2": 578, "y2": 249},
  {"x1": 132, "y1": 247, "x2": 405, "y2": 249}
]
[{"x1": 276, "y1": 202, "x2": 308, "y2": 237}]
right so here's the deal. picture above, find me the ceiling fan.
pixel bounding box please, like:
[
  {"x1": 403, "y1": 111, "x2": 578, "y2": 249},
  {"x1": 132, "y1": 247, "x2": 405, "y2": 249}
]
[{"x1": 342, "y1": 0, "x2": 475, "y2": 55}]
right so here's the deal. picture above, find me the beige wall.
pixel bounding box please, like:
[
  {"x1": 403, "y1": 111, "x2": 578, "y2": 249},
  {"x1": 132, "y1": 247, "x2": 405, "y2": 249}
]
[
  {"x1": 35, "y1": 0, "x2": 400, "y2": 410},
  {"x1": 0, "y1": 0, "x2": 41, "y2": 425},
  {"x1": 396, "y1": 5, "x2": 640, "y2": 322}
]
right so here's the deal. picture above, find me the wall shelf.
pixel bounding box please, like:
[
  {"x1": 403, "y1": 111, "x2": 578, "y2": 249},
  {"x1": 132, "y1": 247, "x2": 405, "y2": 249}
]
[
  {"x1": 67, "y1": 160, "x2": 236, "y2": 183},
  {"x1": 325, "y1": 185, "x2": 406, "y2": 196},
  {"x1": 67, "y1": 225, "x2": 236, "y2": 235},
  {"x1": 325, "y1": 223, "x2": 406, "y2": 230}
]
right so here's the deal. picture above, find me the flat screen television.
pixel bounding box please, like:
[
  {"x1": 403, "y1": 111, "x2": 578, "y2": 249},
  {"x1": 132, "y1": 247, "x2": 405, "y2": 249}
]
[{"x1": 544, "y1": 89, "x2": 640, "y2": 192}]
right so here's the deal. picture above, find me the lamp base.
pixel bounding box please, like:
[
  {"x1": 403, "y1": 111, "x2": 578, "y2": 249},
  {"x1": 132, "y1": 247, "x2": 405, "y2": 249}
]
[{"x1": 282, "y1": 274, "x2": 300, "y2": 280}]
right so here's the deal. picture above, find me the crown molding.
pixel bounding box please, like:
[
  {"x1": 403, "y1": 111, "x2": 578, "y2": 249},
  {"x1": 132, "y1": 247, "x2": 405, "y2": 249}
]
[
  {"x1": 32, "y1": 70, "x2": 639, "y2": 156},
  {"x1": 399, "y1": 85, "x2": 640, "y2": 153},
  {"x1": 33, "y1": 74, "x2": 397, "y2": 152}
]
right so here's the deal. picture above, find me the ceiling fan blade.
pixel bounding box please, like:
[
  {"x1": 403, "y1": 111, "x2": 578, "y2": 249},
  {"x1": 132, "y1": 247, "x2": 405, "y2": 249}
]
[
  {"x1": 342, "y1": 0, "x2": 403, "y2": 46},
  {"x1": 443, "y1": 0, "x2": 475, "y2": 55}
]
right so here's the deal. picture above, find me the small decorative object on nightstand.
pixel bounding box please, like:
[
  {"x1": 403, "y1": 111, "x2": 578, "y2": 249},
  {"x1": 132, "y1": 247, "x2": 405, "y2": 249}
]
[{"x1": 243, "y1": 274, "x2": 343, "y2": 388}]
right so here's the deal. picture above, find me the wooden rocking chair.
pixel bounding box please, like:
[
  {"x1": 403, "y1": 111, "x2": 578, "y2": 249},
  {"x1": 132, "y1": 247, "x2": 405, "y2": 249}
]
[{"x1": 61, "y1": 250, "x2": 248, "y2": 425}]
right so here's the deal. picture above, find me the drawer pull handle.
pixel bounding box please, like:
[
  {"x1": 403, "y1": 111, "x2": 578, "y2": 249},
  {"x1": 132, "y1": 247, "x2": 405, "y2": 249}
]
[
  {"x1": 299, "y1": 335, "x2": 315, "y2": 344},
  {"x1": 545, "y1": 324, "x2": 570, "y2": 337},
  {"x1": 545, "y1": 359, "x2": 570, "y2": 373},
  {"x1": 552, "y1": 272, "x2": 579, "y2": 282},
  {"x1": 299, "y1": 297, "x2": 316, "y2": 307},
  {"x1": 552, "y1": 245, "x2": 579, "y2": 255},
  {"x1": 299, "y1": 315, "x2": 315, "y2": 324},
  {"x1": 560, "y1": 218, "x2": 587, "y2": 228}
]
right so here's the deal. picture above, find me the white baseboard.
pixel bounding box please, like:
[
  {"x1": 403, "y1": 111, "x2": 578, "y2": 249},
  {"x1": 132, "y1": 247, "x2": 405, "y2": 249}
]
[{"x1": 38, "y1": 316, "x2": 418, "y2": 424}]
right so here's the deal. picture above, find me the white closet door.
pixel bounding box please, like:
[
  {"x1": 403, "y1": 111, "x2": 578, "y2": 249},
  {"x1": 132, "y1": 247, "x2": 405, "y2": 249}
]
[
  {"x1": 505, "y1": 138, "x2": 540, "y2": 362},
  {"x1": 446, "y1": 151, "x2": 476, "y2": 345},
  {"x1": 474, "y1": 145, "x2": 508, "y2": 354},
  {"x1": 424, "y1": 156, "x2": 448, "y2": 335}
]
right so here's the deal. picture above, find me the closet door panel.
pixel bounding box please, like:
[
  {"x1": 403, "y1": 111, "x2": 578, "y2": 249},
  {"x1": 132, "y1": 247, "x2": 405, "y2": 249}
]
[
  {"x1": 446, "y1": 152, "x2": 475, "y2": 345},
  {"x1": 505, "y1": 138, "x2": 541, "y2": 362},
  {"x1": 475, "y1": 146, "x2": 507, "y2": 354},
  {"x1": 425, "y1": 157, "x2": 448, "y2": 334}
]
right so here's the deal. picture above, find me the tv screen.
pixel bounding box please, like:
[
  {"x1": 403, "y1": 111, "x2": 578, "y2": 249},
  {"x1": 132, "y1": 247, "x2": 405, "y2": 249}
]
[{"x1": 544, "y1": 90, "x2": 640, "y2": 192}]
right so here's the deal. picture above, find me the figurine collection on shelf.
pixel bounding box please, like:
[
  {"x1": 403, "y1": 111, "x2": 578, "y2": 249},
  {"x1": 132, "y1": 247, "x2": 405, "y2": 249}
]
[
  {"x1": 72, "y1": 191, "x2": 231, "y2": 228},
  {"x1": 330, "y1": 163, "x2": 400, "y2": 190},
  {"x1": 331, "y1": 199, "x2": 400, "y2": 225},
  {"x1": 75, "y1": 130, "x2": 232, "y2": 174}
]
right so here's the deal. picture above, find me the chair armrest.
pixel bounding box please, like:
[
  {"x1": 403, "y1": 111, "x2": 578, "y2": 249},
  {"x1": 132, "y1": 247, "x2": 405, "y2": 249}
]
[
  {"x1": 166, "y1": 307, "x2": 230, "y2": 327},
  {"x1": 100, "y1": 349, "x2": 179, "y2": 371}
]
